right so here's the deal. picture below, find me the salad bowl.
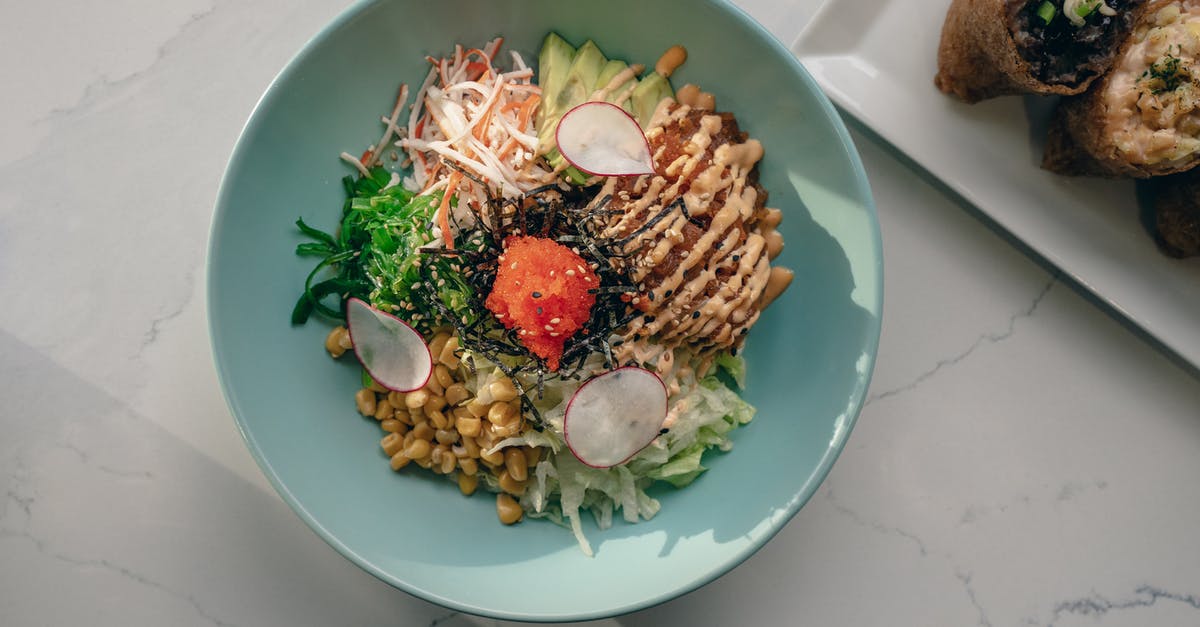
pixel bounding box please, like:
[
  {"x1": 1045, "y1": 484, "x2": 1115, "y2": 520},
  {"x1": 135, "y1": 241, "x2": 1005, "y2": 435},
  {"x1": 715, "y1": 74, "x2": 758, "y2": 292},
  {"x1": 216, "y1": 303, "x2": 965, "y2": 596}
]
[{"x1": 208, "y1": 0, "x2": 882, "y2": 620}]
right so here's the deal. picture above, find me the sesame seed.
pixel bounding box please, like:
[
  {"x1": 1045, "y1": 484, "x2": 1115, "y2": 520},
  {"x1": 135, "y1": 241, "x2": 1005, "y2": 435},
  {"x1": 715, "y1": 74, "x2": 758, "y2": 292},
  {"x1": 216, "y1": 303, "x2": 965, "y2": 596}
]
[
  {"x1": 536, "y1": 307, "x2": 543, "y2": 315},
  {"x1": 544, "y1": 324, "x2": 554, "y2": 331},
  {"x1": 550, "y1": 317, "x2": 561, "y2": 324},
  {"x1": 566, "y1": 269, "x2": 576, "y2": 277},
  {"x1": 692, "y1": 311, "x2": 701, "y2": 319},
  {"x1": 549, "y1": 332, "x2": 560, "y2": 337},
  {"x1": 531, "y1": 291, "x2": 542, "y2": 298}
]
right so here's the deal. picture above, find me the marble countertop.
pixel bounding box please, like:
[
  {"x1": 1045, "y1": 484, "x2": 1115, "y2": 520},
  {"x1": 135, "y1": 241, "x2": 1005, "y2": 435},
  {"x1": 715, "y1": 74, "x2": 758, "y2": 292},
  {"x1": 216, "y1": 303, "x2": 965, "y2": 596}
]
[{"x1": 3, "y1": 1, "x2": 1199, "y2": 625}]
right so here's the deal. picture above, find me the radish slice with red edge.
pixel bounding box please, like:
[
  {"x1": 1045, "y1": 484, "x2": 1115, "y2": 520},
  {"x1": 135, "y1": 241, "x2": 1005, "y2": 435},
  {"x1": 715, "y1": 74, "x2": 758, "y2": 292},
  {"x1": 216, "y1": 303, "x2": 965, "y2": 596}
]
[
  {"x1": 555, "y1": 101, "x2": 656, "y2": 177},
  {"x1": 345, "y1": 297, "x2": 433, "y2": 392},
  {"x1": 563, "y1": 366, "x2": 668, "y2": 468}
]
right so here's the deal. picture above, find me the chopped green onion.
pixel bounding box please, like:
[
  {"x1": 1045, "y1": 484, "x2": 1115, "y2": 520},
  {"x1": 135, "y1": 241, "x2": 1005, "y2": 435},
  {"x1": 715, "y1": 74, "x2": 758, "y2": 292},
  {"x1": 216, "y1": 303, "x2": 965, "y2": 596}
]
[
  {"x1": 1037, "y1": 1, "x2": 1057, "y2": 24},
  {"x1": 1076, "y1": 2, "x2": 1096, "y2": 18}
]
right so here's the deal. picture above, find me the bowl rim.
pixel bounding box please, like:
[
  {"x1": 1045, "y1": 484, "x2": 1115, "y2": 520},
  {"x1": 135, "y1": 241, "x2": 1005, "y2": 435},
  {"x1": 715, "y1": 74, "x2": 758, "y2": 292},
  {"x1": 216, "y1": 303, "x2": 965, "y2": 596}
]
[{"x1": 206, "y1": 0, "x2": 883, "y2": 620}]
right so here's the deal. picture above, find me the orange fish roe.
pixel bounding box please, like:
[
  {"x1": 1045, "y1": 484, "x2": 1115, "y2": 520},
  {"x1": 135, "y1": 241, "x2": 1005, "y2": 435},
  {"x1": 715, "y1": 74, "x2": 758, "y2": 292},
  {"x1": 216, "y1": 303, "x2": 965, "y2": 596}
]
[{"x1": 484, "y1": 236, "x2": 599, "y2": 370}]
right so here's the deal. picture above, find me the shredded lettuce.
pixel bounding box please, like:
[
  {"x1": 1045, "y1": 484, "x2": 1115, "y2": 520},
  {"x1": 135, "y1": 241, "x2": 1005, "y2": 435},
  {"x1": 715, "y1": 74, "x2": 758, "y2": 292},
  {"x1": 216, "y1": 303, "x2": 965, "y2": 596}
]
[{"x1": 470, "y1": 351, "x2": 755, "y2": 556}]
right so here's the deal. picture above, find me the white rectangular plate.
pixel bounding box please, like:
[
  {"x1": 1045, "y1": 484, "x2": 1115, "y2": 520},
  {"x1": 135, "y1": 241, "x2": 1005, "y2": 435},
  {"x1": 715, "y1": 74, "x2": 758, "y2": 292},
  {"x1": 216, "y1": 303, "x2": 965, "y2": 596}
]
[{"x1": 794, "y1": 0, "x2": 1200, "y2": 368}]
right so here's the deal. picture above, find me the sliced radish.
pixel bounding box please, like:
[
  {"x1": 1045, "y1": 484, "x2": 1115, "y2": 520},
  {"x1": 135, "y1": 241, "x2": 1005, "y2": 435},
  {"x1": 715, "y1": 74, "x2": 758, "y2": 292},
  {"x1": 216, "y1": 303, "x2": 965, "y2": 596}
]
[
  {"x1": 555, "y1": 101, "x2": 656, "y2": 177},
  {"x1": 563, "y1": 366, "x2": 668, "y2": 468},
  {"x1": 345, "y1": 297, "x2": 433, "y2": 392}
]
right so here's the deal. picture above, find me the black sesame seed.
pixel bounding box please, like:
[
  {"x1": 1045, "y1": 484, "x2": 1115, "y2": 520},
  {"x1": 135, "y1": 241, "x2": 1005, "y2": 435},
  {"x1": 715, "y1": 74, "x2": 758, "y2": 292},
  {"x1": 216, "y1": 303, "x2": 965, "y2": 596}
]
[
  {"x1": 532, "y1": 291, "x2": 542, "y2": 298},
  {"x1": 647, "y1": 292, "x2": 655, "y2": 301},
  {"x1": 731, "y1": 254, "x2": 740, "y2": 262},
  {"x1": 644, "y1": 315, "x2": 656, "y2": 323},
  {"x1": 664, "y1": 289, "x2": 673, "y2": 297},
  {"x1": 659, "y1": 428, "x2": 669, "y2": 435},
  {"x1": 692, "y1": 310, "x2": 701, "y2": 319},
  {"x1": 536, "y1": 307, "x2": 543, "y2": 315}
]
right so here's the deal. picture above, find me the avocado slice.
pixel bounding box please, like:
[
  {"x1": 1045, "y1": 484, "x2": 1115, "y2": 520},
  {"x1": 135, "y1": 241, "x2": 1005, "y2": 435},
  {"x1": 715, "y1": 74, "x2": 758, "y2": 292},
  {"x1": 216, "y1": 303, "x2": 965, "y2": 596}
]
[
  {"x1": 557, "y1": 40, "x2": 607, "y2": 112},
  {"x1": 540, "y1": 40, "x2": 607, "y2": 155},
  {"x1": 630, "y1": 72, "x2": 673, "y2": 127},
  {"x1": 534, "y1": 34, "x2": 674, "y2": 184},
  {"x1": 595, "y1": 60, "x2": 630, "y2": 96},
  {"x1": 536, "y1": 32, "x2": 576, "y2": 127}
]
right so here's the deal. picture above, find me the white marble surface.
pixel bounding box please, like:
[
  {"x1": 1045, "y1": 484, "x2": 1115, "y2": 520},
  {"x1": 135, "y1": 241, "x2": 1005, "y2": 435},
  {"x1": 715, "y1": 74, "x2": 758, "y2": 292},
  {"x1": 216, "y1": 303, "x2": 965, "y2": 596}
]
[{"x1": 2, "y1": 1, "x2": 1199, "y2": 625}]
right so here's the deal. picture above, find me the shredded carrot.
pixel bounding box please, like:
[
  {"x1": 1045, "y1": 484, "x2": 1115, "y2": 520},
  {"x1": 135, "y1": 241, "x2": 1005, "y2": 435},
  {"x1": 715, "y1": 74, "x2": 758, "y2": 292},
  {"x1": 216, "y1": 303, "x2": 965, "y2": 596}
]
[
  {"x1": 473, "y1": 91, "x2": 505, "y2": 143},
  {"x1": 438, "y1": 171, "x2": 462, "y2": 249},
  {"x1": 497, "y1": 137, "x2": 520, "y2": 160},
  {"x1": 466, "y1": 62, "x2": 488, "y2": 80},
  {"x1": 516, "y1": 94, "x2": 540, "y2": 132},
  {"x1": 485, "y1": 37, "x2": 504, "y2": 61}
]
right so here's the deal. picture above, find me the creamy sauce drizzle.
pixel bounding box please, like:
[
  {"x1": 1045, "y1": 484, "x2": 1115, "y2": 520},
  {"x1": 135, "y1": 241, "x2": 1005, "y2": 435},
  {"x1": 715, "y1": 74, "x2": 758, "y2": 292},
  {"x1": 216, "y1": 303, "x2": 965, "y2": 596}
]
[{"x1": 592, "y1": 100, "x2": 790, "y2": 377}]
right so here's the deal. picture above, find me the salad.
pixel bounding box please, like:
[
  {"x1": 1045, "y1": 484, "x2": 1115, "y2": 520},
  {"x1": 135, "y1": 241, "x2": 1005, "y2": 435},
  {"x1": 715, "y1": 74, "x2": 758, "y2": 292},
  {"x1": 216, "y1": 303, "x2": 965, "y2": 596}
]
[{"x1": 292, "y1": 33, "x2": 793, "y2": 555}]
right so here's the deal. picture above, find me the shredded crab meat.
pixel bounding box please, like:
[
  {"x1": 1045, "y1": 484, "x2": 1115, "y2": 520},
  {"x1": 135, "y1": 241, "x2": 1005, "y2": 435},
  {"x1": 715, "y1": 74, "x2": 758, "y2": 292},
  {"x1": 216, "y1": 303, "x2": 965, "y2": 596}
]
[{"x1": 383, "y1": 37, "x2": 557, "y2": 243}]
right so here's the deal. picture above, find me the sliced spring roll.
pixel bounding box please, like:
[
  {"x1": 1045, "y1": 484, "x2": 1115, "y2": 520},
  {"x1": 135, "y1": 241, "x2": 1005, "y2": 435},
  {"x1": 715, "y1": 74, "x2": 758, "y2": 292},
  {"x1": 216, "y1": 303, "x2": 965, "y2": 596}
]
[
  {"x1": 936, "y1": 0, "x2": 1140, "y2": 103},
  {"x1": 1044, "y1": 1, "x2": 1200, "y2": 177},
  {"x1": 1144, "y1": 172, "x2": 1200, "y2": 256}
]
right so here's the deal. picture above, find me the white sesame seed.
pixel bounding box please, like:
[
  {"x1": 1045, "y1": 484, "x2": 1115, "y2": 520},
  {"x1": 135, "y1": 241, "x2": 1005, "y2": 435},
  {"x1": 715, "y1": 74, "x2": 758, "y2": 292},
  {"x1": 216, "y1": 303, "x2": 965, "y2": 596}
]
[
  {"x1": 566, "y1": 269, "x2": 576, "y2": 277},
  {"x1": 550, "y1": 317, "x2": 561, "y2": 324},
  {"x1": 511, "y1": 262, "x2": 518, "y2": 270}
]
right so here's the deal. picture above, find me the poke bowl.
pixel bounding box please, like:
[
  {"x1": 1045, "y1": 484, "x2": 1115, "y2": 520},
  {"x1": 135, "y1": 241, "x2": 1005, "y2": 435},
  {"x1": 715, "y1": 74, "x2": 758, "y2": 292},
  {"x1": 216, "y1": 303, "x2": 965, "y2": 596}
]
[{"x1": 208, "y1": 0, "x2": 882, "y2": 621}]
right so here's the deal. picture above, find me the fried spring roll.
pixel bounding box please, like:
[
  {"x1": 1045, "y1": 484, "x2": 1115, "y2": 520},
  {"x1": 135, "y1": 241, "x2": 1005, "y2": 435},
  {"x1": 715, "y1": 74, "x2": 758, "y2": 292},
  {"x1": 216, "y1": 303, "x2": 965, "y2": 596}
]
[
  {"x1": 1044, "y1": 1, "x2": 1200, "y2": 177},
  {"x1": 1145, "y1": 172, "x2": 1200, "y2": 256},
  {"x1": 936, "y1": 0, "x2": 1141, "y2": 103}
]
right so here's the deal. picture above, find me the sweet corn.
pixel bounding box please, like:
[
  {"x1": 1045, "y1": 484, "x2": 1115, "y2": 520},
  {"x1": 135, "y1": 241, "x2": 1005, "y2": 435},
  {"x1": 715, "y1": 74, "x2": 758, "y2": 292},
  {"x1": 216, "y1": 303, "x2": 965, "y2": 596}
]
[
  {"x1": 504, "y1": 448, "x2": 527, "y2": 481},
  {"x1": 381, "y1": 433, "x2": 403, "y2": 457},
  {"x1": 354, "y1": 388, "x2": 376, "y2": 416},
  {"x1": 489, "y1": 378, "x2": 519, "y2": 403},
  {"x1": 389, "y1": 452, "x2": 410, "y2": 471},
  {"x1": 496, "y1": 494, "x2": 523, "y2": 524},
  {"x1": 404, "y1": 439, "x2": 431, "y2": 460}
]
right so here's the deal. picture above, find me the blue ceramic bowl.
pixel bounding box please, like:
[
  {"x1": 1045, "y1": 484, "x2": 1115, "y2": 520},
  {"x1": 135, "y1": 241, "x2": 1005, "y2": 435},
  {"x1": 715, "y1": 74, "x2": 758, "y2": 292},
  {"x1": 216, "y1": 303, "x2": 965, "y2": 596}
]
[{"x1": 209, "y1": 0, "x2": 881, "y2": 620}]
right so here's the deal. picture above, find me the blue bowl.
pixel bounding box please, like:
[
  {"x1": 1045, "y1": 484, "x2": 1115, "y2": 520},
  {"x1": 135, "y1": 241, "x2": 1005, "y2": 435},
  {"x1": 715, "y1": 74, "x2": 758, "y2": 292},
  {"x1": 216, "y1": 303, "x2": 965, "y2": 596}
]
[{"x1": 209, "y1": 0, "x2": 881, "y2": 620}]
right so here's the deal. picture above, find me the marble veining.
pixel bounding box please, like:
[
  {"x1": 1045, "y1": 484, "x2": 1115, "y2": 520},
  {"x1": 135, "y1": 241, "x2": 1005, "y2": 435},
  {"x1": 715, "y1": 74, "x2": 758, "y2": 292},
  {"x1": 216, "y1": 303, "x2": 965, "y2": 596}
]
[
  {"x1": 956, "y1": 571, "x2": 995, "y2": 627},
  {"x1": 823, "y1": 481, "x2": 929, "y2": 557},
  {"x1": 1046, "y1": 586, "x2": 1200, "y2": 625},
  {"x1": 867, "y1": 276, "x2": 1058, "y2": 405}
]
